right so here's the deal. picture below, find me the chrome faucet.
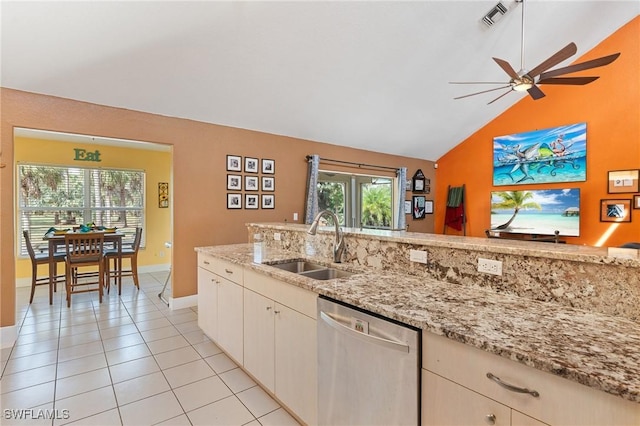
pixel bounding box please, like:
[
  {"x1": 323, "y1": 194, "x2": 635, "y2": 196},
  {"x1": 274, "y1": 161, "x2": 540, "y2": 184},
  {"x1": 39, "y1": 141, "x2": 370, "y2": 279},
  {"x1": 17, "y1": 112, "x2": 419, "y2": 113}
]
[{"x1": 308, "y1": 210, "x2": 345, "y2": 263}]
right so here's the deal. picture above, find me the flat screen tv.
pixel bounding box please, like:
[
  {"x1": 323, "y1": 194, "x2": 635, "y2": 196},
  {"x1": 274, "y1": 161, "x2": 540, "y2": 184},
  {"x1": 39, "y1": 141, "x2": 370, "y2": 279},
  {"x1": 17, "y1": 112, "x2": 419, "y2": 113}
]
[{"x1": 490, "y1": 189, "x2": 580, "y2": 237}]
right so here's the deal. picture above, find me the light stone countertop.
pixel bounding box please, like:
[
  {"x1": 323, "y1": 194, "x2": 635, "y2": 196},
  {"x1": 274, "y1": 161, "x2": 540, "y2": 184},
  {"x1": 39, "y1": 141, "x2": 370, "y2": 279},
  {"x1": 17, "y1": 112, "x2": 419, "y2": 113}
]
[{"x1": 195, "y1": 243, "x2": 640, "y2": 404}]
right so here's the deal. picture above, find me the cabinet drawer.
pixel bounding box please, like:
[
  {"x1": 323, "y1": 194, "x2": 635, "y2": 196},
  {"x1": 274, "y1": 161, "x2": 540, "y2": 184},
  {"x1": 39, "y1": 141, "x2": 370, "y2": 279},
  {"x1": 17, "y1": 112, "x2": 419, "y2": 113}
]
[
  {"x1": 197, "y1": 254, "x2": 243, "y2": 285},
  {"x1": 423, "y1": 331, "x2": 640, "y2": 425},
  {"x1": 244, "y1": 269, "x2": 317, "y2": 319}
]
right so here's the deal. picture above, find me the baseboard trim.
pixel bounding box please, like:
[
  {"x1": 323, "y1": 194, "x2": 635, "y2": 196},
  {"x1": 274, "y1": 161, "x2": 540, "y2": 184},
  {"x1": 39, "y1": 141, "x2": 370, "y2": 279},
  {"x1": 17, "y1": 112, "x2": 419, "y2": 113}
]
[
  {"x1": 170, "y1": 294, "x2": 197, "y2": 310},
  {"x1": 1, "y1": 325, "x2": 18, "y2": 349}
]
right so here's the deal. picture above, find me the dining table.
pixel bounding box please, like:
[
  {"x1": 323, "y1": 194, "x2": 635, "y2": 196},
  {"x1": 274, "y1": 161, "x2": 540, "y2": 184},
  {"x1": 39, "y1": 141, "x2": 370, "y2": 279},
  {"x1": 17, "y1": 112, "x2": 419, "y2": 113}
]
[{"x1": 44, "y1": 230, "x2": 124, "y2": 304}]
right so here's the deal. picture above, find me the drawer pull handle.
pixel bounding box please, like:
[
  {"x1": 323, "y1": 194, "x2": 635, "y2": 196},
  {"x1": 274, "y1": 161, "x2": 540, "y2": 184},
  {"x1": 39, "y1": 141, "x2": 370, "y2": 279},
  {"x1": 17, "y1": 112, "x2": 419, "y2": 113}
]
[
  {"x1": 203, "y1": 261, "x2": 210, "y2": 265},
  {"x1": 486, "y1": 414, "x2": 496, "y2": 425},
  {"x1": 266, "y1": 306, "x2": 272, "y2": 311},
  {"x1": 486, "y1": 372, "x2": 539, "y2": 397},
  {"x1": 225, "y1": 269, "x2": 233, "y2": 274}
]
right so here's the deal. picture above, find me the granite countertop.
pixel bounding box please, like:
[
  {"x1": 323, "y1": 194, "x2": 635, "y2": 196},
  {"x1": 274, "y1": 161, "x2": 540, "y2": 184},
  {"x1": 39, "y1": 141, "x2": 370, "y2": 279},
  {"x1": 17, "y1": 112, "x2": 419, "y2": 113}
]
[
  {"x1": 248, "y1": 222, "x2": 640, "y2": 267},
  {"x1": 196, "y1": 243, "x2": 640, "y2": 404}
]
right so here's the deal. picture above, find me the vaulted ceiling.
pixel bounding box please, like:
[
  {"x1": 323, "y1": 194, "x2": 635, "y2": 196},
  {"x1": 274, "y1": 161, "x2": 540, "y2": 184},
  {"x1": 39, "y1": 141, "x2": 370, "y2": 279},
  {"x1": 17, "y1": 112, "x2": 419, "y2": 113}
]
[{"x1": 2, "y1": 1, "x2": 638, "y2": 160}]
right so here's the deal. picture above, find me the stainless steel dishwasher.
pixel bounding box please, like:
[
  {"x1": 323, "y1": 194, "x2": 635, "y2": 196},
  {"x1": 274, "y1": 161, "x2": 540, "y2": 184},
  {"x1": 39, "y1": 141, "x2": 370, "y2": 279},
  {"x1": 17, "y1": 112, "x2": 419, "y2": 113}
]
[{"x1": 317, "y1": 296, "x2": 421, "y2": 426}]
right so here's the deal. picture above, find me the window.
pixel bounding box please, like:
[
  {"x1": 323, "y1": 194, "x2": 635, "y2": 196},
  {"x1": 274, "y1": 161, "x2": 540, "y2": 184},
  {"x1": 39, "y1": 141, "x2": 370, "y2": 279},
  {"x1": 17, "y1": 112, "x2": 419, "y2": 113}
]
[
  {"x1": 17, "y1": 164, "x2": 145, "y2": 255},
  {"x1": 318, "y1": 171, "x2": 394, "y2": 229}
]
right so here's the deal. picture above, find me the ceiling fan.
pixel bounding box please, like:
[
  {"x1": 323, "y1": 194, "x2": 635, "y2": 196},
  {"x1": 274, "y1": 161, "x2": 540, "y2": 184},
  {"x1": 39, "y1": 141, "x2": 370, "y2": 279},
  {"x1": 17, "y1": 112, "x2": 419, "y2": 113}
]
[{"x1": 451, "y1": 0, "x2": 620, "y2": 104}]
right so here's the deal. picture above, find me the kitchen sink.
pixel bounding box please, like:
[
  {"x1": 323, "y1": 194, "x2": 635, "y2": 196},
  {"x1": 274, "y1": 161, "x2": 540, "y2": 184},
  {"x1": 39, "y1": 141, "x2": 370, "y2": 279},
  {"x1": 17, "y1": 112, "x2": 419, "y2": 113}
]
[
  {"x1": 299, "y1": 268, "x2": 355, "y2": 280},
  {"x1": 266, "y1": 260, "x2": 355, "y2": 280},
  {"x1": 268, "y1": 260, "x2": 327, "y2": 273}
]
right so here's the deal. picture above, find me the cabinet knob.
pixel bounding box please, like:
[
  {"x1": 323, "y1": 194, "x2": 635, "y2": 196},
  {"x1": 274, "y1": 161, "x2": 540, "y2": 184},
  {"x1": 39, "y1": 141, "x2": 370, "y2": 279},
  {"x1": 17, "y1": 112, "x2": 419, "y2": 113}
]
[
  {"x1": 485, "y1": 414, "x2": 496, "y2": 425},
  {"x1": 274, "y1": 310, "x2": 281, "y2": 314},
  {"x1": 266, "y1": 306, "x2": 272, "y2": 311}
]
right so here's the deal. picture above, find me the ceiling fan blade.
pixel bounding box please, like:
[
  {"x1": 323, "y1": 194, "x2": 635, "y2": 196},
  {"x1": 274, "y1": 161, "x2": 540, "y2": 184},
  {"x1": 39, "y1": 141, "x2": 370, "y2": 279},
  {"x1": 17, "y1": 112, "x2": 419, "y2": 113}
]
[
  {"x1": 538, "y1": 76, "x2": 599, "y2": 85},
  {"x1": 492, "y1": 57, "x2": 519, "y2": 79},
  {"x1": 449, "y1": 81, "x2": 508, "y2": 85},
  {"x1": 454, "y1": 85, "x2": 512, "y2": 100},
  {"x1": 539, "y1": 53, "x2": 620, "y2": 79},
  {"x1": 527, "y1": 85, "x2": 545, "y2": 100},
  {"x1": 527, "y1": 42, "x2": 577, "y2": 78},
  {"x1": 487, "y1": 90, "x2": 513, "y2": 105}
]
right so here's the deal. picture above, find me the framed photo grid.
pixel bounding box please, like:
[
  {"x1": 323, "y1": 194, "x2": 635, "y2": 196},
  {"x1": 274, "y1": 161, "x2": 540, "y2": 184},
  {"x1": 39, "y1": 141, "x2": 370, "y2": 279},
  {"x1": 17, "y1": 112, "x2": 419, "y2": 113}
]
[{"x1": 226, "y1": 154, "x2": 276, "y2": 210}]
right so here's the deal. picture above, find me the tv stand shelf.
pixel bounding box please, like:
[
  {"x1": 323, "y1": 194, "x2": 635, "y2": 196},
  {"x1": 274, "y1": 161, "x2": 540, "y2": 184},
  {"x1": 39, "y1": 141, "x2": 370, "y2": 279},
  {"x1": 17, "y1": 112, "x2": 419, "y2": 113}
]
[{"x1": 485, "y1": 229, "x2": 565, "y2": 244}]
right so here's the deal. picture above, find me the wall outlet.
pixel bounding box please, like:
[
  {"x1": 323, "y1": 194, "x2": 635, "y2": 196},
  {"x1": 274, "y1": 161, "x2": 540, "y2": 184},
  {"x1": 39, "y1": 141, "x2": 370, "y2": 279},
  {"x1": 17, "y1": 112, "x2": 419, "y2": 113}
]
[
  {"x1": 409, "y1": 249, "x2": 428, "y2": 264},
  {"x1": 478, "y1": 258, "x2": 502, "y2": 276},
  {"x1": 274, "y1": 232, "x2": 281, "y2": 241},
  {"x1": 293, "y1": 212, "x2": 299, "y2": 221}
]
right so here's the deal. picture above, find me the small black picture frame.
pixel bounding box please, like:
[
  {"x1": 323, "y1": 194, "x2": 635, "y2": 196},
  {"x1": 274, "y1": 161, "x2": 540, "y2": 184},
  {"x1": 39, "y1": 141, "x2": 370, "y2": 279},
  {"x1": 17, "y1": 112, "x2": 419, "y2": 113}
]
[
  {"x1": 245, "y1": 157, "x2": 259, "y2": 173},
  {"x1": 245, "y1": 194, "x2": 259, "y2": 209},
  {"x1": 412, "y1": 169, "x2": 428, "y2": 193},
  {"x1": 226, "y1": 155, "x2": 242, "y2": 172},
  {"x1": 262, "y1": 194, "x2": 275, "y2": 209},
  {"x1": 262, "y1": 159, "x2": 275, "y2": 174},
  {"x1": 412, "y1": 195, "x2": 426, "y2": 219},
  {"x1": 245, "y1": 176, "x2": 259, "y2": 191},
  {"x1": 227, "y1": 174, "x2": 242, "y2": 190},
  {"x1": 262, "y1": 176, "x2": 275, "y2": 192},
  {"x1": 227, "y1": 193, "x2": 242, "y2": 209}
]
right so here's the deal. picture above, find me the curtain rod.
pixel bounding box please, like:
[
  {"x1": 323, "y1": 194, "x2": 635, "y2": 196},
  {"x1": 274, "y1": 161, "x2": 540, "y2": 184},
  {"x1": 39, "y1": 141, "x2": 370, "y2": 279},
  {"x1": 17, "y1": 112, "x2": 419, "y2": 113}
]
[{"x1": 306, "y1": 155, "x2": 400, "y2": 172}]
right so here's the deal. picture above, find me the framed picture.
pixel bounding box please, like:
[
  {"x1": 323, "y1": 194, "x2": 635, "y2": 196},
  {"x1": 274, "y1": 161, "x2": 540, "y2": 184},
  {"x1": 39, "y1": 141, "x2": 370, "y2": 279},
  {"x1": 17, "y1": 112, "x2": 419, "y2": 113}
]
[
  {"x1": 227, "y1": 193, "x2": 242, "y2": 209},
  {"x1": 226, "y1": 155, "x2": 242, "y2": 172},
  {"x1": 245, "y1": 194, "x2": 259, "y2": 209},
  {"x1": 607, "y1": 169, "x2": 639, "y2": 193},
  {"x1": 245, "y1": 175, "x2": 259, "y2": 191},
  {"x1": 412, "y1": 169, "x2": 427, "y2": 193},
  {"x1": 635, "y1": 195, "x2": 640, "y2": 210},
  {"x1": 404, "y1": 200, "x2": 412, "y2": 215},
  {"x1": 600, "y1": 199, "x2": 631, "y2": 223},
  {"x1": 262, "y1": 159, "x2": 275, "y2": 174},
  {"x1": 425, "y1": 200, "x2": 434, "y2": 214},
  {"x1": 227, "y1": 174, "x2": 242, "y2": 190},
  {"x1": 412, "y1": 195, "x2": 426, "y2": 219},
  {"x1": 245, "y1": 157, "x2": 259, "y2": 173},
  {"x1": 158, "y1": 182, "x2": 169, "y2": 208},
  {"x1": 493, "y1": 122, "x2": 587, "y2": 186},
  {"x1": 262, "y1": 176, "x2": 275, "y2": 191},
  {"x1": 262, "y1": 194, "x2": 275, "y2": 209}
]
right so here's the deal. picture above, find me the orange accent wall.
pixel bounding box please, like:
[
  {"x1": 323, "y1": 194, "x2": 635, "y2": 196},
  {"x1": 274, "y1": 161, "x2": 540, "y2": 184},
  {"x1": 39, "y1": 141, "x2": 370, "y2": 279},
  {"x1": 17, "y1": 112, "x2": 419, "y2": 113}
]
[{"x1": 435, "y1": 16, "x2": 640, "y2": 247}]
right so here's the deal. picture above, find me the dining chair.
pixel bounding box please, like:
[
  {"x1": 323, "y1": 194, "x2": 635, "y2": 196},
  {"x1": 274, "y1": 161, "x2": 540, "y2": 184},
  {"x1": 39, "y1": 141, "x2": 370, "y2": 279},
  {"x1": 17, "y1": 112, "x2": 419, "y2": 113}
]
[
  {"x1": 104, "y1": 227, "x2": 142, "y2": 294},
  {"x1": 64, "y1": 232, "x2": 105, "y2": 307},
  {"x1": 24, "y1": 230, "x2": 66, "y2": 304}
]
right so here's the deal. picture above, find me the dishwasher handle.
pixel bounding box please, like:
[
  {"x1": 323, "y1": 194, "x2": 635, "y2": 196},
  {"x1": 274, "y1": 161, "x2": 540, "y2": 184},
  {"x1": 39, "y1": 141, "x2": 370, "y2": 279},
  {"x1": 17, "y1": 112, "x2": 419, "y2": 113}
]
[{"x1": 320, "y1": 311, "x2": 410, "y2": 353}]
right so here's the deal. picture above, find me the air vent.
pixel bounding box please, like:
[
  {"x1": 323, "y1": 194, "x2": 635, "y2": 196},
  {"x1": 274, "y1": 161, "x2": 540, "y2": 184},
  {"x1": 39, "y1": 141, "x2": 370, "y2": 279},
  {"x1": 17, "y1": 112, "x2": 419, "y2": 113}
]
[{"x1": 482, "y1": 2, "x2": 509, "y2": 27}]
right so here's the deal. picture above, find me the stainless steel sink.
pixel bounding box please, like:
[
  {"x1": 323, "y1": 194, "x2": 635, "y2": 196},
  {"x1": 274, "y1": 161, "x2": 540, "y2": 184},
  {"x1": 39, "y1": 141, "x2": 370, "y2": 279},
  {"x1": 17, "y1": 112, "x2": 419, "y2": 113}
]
[
  {"x1": 268, "y1": 260, "x2": 327, "y2": 273},
  {"x1": 266, "y1": 260, "x2": 355, "y2": 280},
  {"x1": 299, "y1": 268, "x2": 355, "y2": 280}
]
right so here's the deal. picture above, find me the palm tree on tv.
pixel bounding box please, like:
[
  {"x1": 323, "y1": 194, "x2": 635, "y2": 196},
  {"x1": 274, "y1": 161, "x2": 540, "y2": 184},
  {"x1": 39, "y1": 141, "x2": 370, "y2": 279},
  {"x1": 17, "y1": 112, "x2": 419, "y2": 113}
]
[{"x1": 492, "y1": 191, "x2": 541, "y2": 230}]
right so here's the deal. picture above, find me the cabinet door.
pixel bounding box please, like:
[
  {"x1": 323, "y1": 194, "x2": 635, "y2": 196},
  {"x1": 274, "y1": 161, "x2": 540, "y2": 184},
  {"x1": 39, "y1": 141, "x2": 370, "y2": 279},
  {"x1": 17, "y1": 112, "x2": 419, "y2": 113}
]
[
  {"x1": 197, "y1": 267, "x2": 218, "y2": 340},
  {"x1": 217, "y1": 276, "x2": 244, "y2": 365},
  {"x1": 512, "y1": 410, "x2": 549, "y2": 426},
  {"x1": 275, "y1": 303, "x2": 317, "y2": 426},
  {"x1": 422, "y1": 370, "x2": 511, "y2": 426},
  {"x1": 243, "y1": 289, "x2": 275, "y2": 392}
]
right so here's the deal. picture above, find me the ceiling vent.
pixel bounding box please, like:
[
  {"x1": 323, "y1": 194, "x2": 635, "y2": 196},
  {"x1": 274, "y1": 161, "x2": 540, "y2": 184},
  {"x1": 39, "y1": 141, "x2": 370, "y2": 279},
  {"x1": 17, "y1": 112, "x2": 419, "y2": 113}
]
[{"x1": 482, "y1": 2, "x2": 509, "y2": 27}]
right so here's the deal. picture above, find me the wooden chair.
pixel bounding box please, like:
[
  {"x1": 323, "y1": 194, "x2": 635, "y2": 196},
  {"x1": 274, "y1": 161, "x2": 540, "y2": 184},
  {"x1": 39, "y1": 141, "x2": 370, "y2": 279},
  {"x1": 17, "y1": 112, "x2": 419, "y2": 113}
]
[
  {"x1": 64, "y1": 232, "x2": 104, "y2": 307},
  {"x1": 104, "y1": 227, "x2": 142, "y2": 294},
  {"x1": 24, "y1": 230, "x2": 66, "y2": 304}
]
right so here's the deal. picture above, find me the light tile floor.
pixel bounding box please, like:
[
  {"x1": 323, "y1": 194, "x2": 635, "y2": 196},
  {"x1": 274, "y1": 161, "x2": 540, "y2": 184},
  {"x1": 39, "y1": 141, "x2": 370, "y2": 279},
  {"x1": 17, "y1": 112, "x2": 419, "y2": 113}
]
[{"x1": 0, "y1": 272, "x2": 300, "y2": 426}]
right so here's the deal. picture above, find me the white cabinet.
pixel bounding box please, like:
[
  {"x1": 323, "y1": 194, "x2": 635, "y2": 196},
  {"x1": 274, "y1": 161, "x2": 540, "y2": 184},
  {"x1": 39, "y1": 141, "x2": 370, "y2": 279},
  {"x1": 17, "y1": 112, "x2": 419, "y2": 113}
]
[
  {"x1": 243, "y1": 269, "x2": 318, "y2": 426},
  {"x1": 422, "y1": 331, "x2": 639, "y2": 426},
  {"x1": 197, "y1": 254, "x2": 244, "y2": 365}
]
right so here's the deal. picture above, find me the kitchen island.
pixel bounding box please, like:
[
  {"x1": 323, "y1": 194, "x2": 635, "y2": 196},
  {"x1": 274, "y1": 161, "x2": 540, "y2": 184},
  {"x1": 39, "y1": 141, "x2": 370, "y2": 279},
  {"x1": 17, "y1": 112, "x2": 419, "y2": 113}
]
[{"x1": 196, "y1": 224, "x2": 640, "y2": 425}]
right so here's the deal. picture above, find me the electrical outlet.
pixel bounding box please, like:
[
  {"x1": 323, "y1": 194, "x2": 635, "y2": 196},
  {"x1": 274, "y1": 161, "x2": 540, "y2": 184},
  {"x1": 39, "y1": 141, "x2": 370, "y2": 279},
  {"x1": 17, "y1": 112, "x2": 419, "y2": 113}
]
[
  {"x1": 409, "y1": 249, "x2": 428, "y2": 264},
  {"x1": 293, "y1": 212, "x2": 299, "y2": 221},
  {"x1": 274, "y1": 232, "x2": 281, "y2": 241},
  {"x1": 478, "y1": 258, "x2": 502, "y2": 276}
]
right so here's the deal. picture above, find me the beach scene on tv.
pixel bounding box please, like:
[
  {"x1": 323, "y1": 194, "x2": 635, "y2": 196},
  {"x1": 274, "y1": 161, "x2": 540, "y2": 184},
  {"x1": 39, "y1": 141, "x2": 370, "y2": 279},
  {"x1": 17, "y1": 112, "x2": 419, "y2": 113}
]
[{"x1": 490, "y1": 189, "x2": 580, "y2": 237}]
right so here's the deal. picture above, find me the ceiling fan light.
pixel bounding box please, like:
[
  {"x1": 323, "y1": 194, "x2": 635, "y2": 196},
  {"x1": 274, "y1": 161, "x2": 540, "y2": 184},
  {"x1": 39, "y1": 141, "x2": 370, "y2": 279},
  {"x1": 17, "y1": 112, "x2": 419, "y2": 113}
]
[{"x1": 513, "y1": 82, "x2": 533, "y2": 91}]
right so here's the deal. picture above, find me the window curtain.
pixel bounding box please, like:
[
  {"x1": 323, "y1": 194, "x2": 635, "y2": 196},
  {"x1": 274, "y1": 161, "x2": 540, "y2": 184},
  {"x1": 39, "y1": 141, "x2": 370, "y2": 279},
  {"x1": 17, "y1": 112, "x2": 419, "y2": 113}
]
[
  {"x1": 394, "y1": 167, "x2": 407, "y2": 230},
  {"x1": 304, "y1": 155, "x2": 320, "y2": 224}
]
